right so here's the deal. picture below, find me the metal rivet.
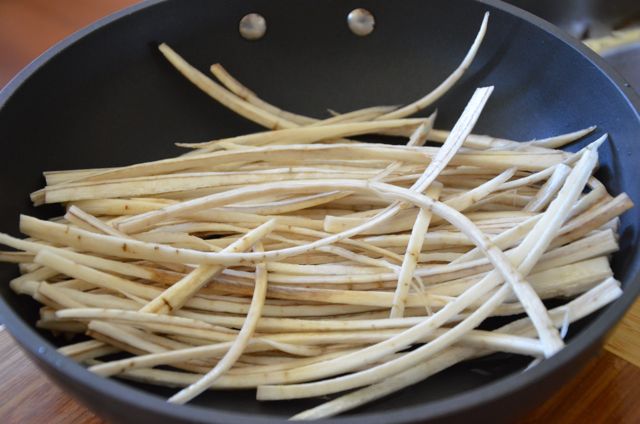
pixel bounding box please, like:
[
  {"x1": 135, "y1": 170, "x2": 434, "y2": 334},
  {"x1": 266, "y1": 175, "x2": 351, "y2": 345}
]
[
  {"x1": 347, "y1": 8, "x2": 375, "y2": 36},
  {"x1": 239, "y1": 13, "x2": 267, "y2": 40}
]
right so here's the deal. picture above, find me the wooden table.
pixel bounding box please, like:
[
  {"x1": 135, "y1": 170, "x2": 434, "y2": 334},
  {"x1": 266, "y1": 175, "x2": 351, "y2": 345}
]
[{"x1": 0, "y1": 1, "x2": 639, "y2": 422}]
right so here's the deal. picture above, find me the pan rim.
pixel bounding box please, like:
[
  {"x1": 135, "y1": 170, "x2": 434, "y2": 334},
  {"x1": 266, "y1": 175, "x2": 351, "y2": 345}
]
[{"x1": 0, "y1": 0, "x2": 639, "y2": 423}]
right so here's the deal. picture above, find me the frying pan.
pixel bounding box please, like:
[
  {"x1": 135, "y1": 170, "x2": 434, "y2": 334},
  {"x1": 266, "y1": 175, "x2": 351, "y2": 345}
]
[{"x1": 0, "y1": 0, "x2": 639, "y2": 423}]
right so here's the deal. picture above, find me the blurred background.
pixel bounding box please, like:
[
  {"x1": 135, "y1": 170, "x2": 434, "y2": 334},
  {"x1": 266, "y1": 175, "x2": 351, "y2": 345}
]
[
  {"x1": 0, "y1": 0, "x2": 137, "y2": 86},
  {"x1": 0, "y1": 0, "x2": 639, "y2": 90}
]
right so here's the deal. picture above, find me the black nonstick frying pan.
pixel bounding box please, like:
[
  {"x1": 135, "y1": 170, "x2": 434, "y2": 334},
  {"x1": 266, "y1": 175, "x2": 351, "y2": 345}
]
[{"x1": 0, "y1": 0, "x2": 639, "y2": 423}]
